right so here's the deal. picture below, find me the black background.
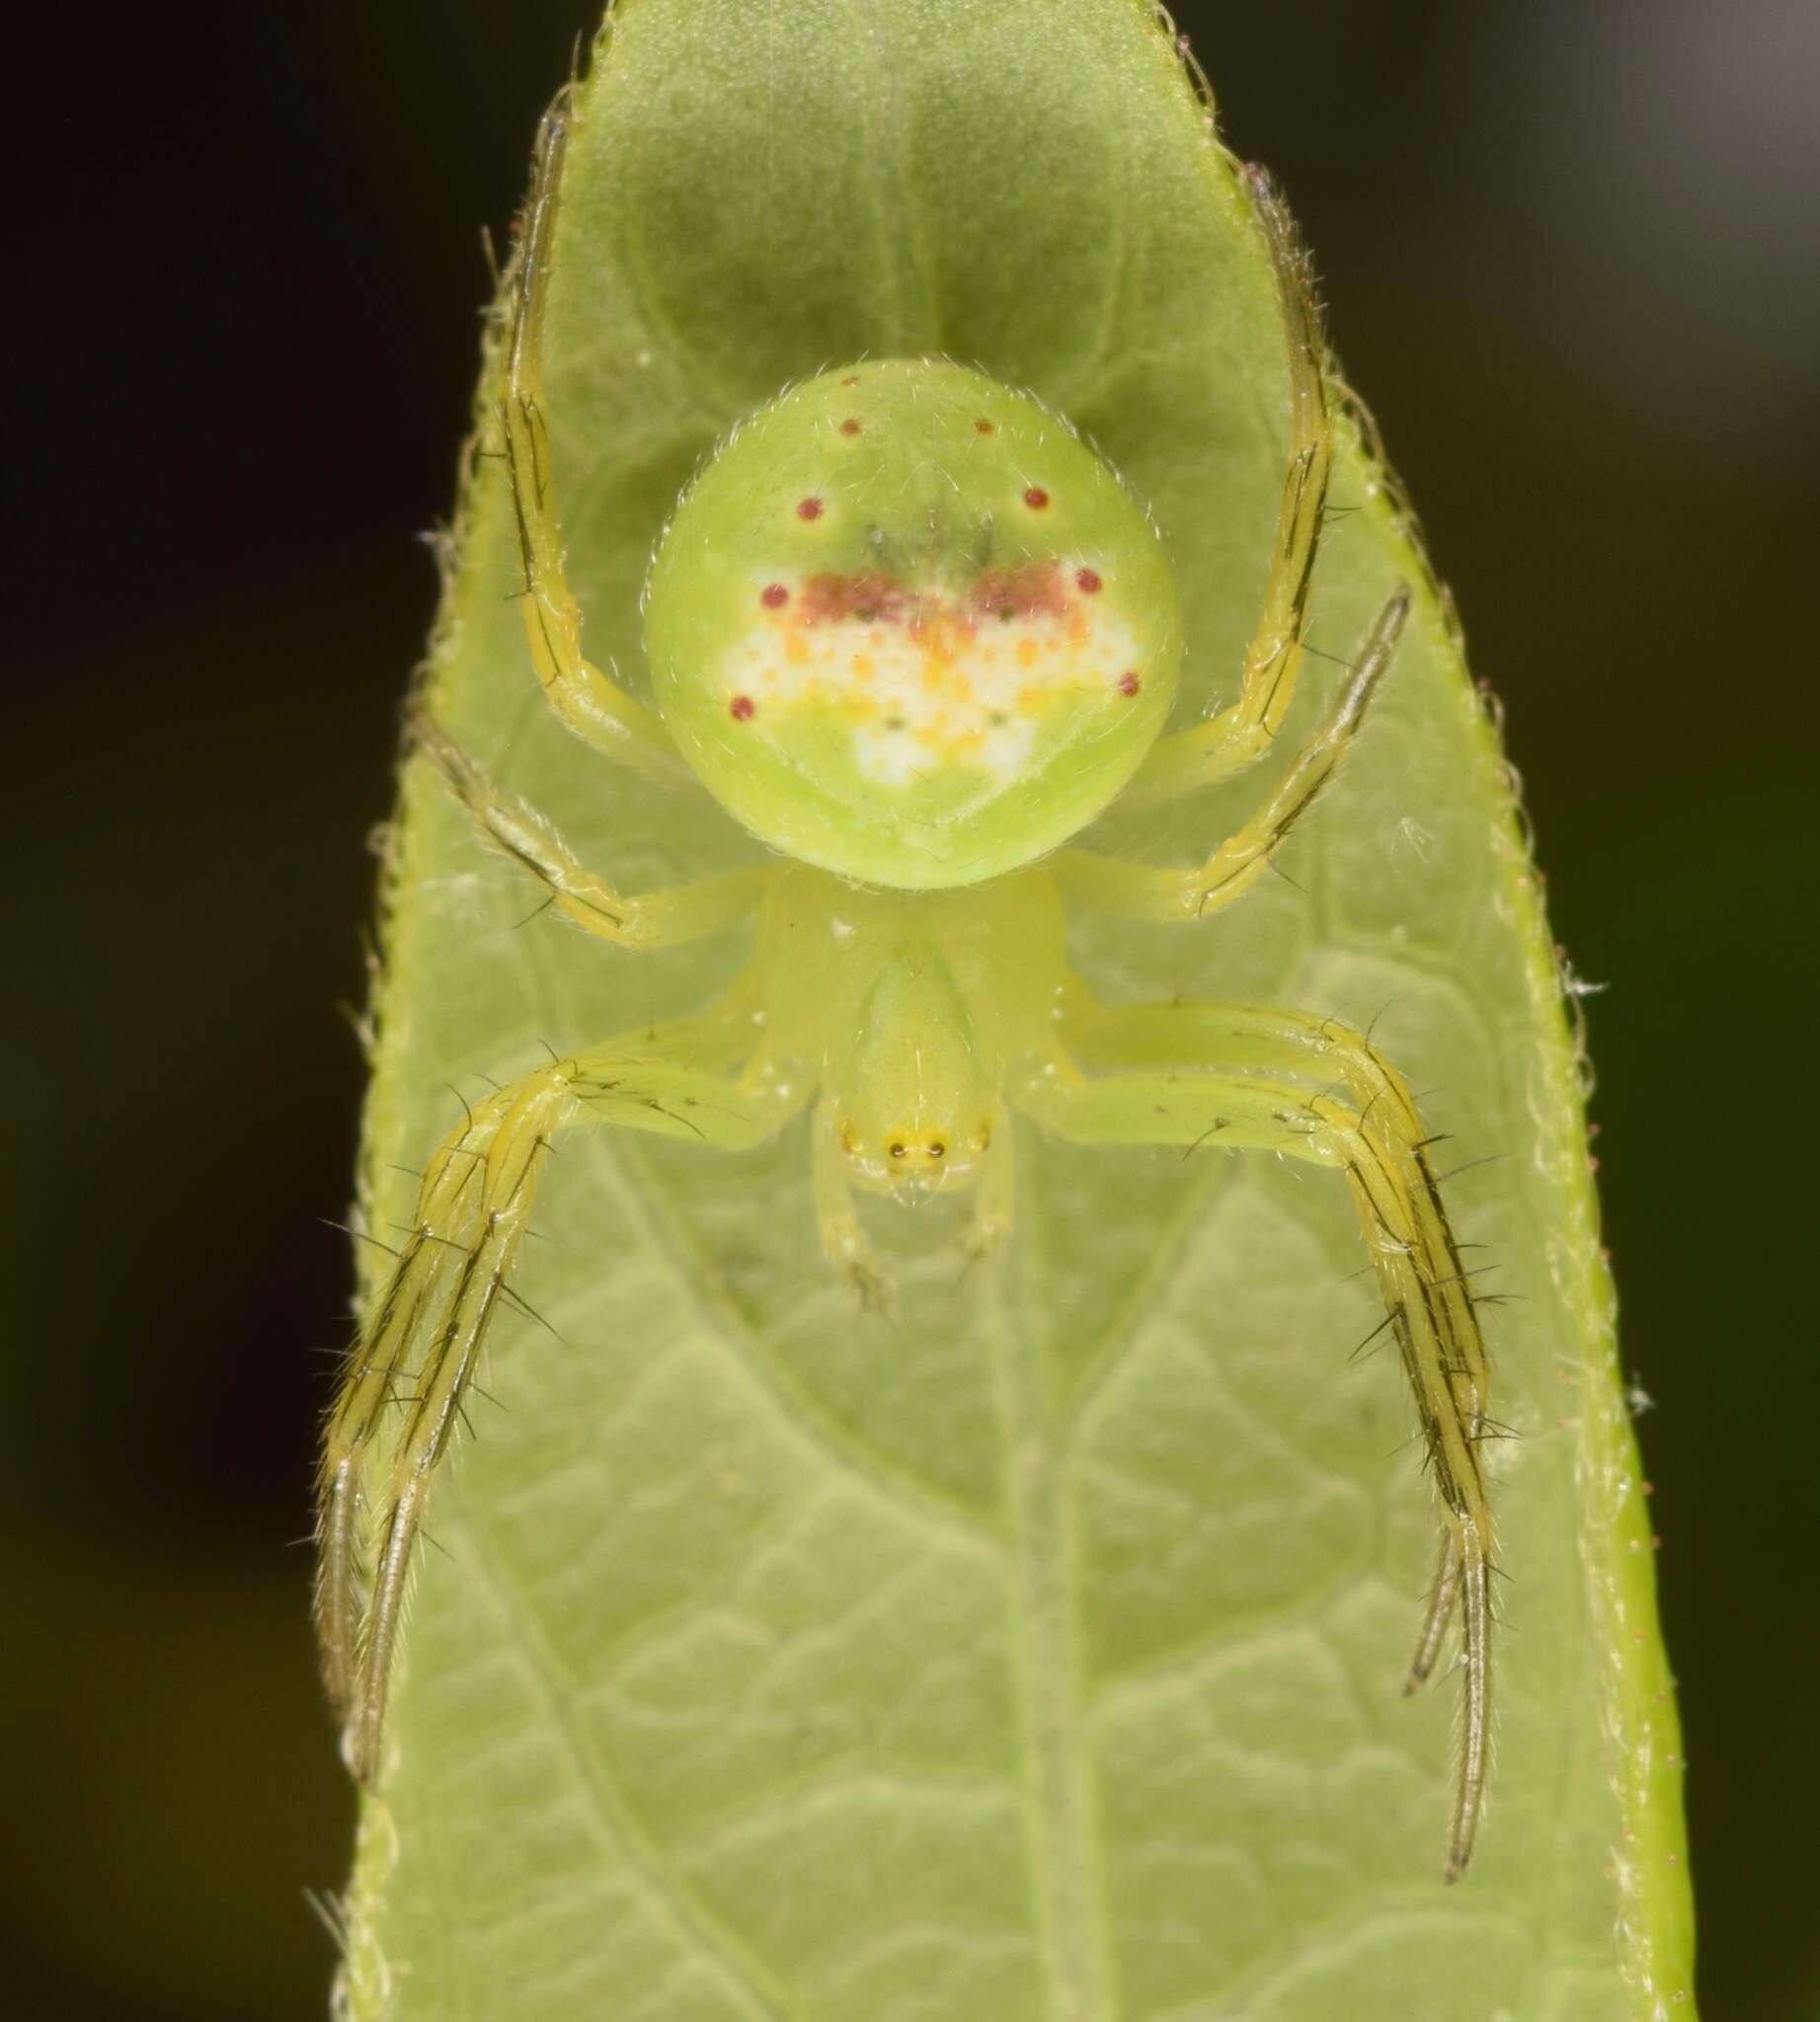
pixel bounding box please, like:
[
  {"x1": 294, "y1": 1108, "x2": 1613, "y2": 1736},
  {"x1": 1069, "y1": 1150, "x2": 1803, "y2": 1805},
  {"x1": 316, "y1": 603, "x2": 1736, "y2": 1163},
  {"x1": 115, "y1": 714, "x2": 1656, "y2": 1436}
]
[{"x1": 4, "y1": 4, "x2": 1814, "y2": 2017}]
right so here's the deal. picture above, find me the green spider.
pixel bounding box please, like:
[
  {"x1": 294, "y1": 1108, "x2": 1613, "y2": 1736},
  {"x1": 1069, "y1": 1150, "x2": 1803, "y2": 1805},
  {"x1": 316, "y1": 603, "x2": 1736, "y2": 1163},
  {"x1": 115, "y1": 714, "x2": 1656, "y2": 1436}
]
[{"x1": 318, "y1": 111, "x2": 1494, "y2": 1881}]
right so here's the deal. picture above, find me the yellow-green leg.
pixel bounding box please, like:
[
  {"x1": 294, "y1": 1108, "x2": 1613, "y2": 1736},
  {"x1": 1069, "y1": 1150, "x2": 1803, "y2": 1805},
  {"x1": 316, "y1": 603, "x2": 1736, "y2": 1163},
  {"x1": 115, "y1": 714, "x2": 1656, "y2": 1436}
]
[
  {"x1": 812, "y1": 1100, "x2": 897, "y2": 1315},
  {"x1": 1018, "y1": 1003, "x2": 1493, "y2": 1880},
  {"x1": 416, "y1": 713, "x2": 765, "y2": 950},
  {"x1": 1054, "y1": 586, "x2": 1408, "y2": 923},
  {"x1": 318, "y1": 997, "x2": 804, "y2": 1783},
  {"x1": 1123, "y1": 168, "x2": 1334, "y2": 809},
  {"x1": 500, "y1": 109, "x2": 697, "y2": 791},
  {"x1": 962, "y1": 1103, "x2": 1017, "y2": 1263}
]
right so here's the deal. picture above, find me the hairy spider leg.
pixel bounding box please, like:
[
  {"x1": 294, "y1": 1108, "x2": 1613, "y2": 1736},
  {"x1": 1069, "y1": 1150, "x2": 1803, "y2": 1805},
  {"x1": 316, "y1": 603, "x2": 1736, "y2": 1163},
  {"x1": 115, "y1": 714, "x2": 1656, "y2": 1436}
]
[
  {"x1": 1023, "y1": 995, "x2": 1494, "y2": 1880},
  {"x1": 812, "y1": 1100, "x2": 897, "y2": 1317},
  {"x1": 322, "y1": 715, "x2": 772, "y2": 1777},
  {"x1": 318, "y1": 992, "x2": 804, "y2": 1784},
  {"x1": 500, "y1": 108, "x2": 697, "y2": 792},
  {"x1": 1123, "y1": 166, "x2": 1333, "y2": 809},
  {"x1": 1054, "y1": 586, "x2": 1408, "y2": 923},
  {"x1": 414, "y1": 712, "x2": 766, "y2": 949},
  {"x1": 1407, "y1": 1527, "x2": 1466, "y2": 1693}
]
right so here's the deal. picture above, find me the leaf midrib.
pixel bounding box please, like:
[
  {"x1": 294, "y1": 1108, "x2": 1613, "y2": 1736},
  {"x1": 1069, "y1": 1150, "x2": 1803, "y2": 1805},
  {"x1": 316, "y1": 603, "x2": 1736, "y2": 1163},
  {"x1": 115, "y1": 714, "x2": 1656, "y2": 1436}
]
[{"x1": 998, "y1": 1177, "x2": 1115, "y2": 2021}]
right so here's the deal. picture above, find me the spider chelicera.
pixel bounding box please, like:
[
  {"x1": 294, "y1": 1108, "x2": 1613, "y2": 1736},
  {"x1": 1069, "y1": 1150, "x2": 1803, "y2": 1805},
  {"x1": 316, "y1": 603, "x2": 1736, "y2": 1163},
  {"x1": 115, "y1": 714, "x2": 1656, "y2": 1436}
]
[{"x1": 319, "y1": 109, "x2": 1494, "y2": 1881}]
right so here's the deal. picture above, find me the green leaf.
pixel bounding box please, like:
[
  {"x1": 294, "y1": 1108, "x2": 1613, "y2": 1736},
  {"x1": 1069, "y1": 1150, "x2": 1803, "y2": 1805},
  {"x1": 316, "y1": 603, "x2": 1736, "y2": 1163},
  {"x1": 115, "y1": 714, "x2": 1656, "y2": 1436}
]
[{"x1": 336, "y1": 2, "x2": 1694, "y2": 2015}]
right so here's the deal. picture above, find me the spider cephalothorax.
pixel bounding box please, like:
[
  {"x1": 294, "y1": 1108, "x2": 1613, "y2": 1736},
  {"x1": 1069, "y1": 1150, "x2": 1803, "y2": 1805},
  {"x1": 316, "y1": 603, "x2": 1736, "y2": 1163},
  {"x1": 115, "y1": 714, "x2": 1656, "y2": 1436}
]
[{"x1": 319, "y1": 108, "x2": 1494, "y2": 1883}]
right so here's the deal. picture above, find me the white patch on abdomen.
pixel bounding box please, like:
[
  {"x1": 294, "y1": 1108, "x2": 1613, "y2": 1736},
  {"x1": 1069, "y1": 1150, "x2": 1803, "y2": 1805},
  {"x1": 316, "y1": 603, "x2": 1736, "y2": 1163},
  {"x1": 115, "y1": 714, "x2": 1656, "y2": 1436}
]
[{"x1": 724, "y1": 565, "x2": 1147, "y2": 786}]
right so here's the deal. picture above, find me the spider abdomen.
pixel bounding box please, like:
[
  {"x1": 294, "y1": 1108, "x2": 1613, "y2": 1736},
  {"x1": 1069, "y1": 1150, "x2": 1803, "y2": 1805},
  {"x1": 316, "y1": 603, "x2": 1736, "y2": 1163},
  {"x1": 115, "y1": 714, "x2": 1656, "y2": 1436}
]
[{"x1": 645, "y1": 359, "x2": 1181, "y2": 889}]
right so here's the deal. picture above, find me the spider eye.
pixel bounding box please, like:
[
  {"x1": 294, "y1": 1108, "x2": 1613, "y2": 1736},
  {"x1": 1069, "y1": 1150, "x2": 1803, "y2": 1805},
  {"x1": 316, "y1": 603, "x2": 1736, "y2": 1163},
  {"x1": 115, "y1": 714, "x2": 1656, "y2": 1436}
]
[
  {"x1": 888, "y1": 1141, "x2": 907, "y2": 1159},
  {"x1": 928, "y1": 1140, "x2": 946, "y2": 1159}
]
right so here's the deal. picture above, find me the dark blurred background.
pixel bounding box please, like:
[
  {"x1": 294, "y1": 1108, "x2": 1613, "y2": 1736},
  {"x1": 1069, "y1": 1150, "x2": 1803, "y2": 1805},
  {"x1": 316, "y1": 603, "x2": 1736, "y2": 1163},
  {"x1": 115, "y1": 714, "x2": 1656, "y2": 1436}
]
[{"x1": 3, "y1": 4, "x2": 1812, "y2": 2016}]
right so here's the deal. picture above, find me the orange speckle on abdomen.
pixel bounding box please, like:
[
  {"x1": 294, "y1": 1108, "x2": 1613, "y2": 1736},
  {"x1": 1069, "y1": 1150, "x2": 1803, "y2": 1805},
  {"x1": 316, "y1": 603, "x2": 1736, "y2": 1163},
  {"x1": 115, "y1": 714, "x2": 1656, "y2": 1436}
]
[{"x1": 731, "y1": 557, "x2": 1147, "y2": 786}]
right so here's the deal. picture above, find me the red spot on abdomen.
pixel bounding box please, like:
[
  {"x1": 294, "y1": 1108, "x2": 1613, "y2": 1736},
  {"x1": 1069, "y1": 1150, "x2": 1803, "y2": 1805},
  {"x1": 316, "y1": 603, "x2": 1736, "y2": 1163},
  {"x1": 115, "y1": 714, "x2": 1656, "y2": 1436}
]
[
  {"x1": 1118, "y1": 671, "x2": 1141, "y2": 696},
  {"x1": 730, "y1": 694, "x2": 755, "y2": 720},
  {"x1": 796, "y1": 497, "x2": 824, "y2": 520},
  {"x1": 1024, "y1": 487, "x2": 1049, "y2": 509},
  {"x1": 1075, "y1": 567, "x2": 1102, "y2": 593},
  {"x1": 760, "y1": 583, "x2": 789, "y2": 608}
]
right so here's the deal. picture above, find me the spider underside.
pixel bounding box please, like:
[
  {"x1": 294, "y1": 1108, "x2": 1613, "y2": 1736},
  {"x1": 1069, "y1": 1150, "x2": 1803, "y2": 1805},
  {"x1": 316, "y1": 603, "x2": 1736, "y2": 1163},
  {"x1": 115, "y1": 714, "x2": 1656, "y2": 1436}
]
[{"x1": 318, "y1": 110, "x2": 1496, "y2": 1883}]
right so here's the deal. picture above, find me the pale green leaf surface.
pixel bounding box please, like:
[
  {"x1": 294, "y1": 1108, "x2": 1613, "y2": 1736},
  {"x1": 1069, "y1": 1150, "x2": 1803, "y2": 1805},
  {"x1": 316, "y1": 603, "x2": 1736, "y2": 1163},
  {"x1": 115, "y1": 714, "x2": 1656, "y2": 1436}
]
[{"x1": 339, "y1": 3, "x2": 1693, "y2": 2016}]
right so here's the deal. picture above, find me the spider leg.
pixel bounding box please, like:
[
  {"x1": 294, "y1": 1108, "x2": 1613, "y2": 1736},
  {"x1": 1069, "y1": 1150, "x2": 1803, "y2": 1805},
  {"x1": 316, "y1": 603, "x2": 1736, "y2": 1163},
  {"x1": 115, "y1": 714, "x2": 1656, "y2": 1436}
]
[
  {"x1": 318, "y1": 994, "x2": 804, "y2": 1783},
  {"x1": 1406, "y1": 1529, "x2": 1464, "y2": 1692},
  {"x1": 415, "y1": 713, "x2": 764, "y2": 949},
  {"x1": 1022, "y1": 992, "x2": 1494, "y2": 1881},
  {"x1": 500, "y1": 109, "x2": 697, "y2": 792},
  {"x1": 1054, "y1": 587, "x2": 1407, "y2": 924},
  {"x1": 962, "y1": 1103, "x2": 1017, "y2": 1263},
  {"x1": 1124, "y1": 169, "x2": 1332, "y2": 810},
  {"x1": 812, "y1": 1100, "x2": 897, "y2": 1315}
]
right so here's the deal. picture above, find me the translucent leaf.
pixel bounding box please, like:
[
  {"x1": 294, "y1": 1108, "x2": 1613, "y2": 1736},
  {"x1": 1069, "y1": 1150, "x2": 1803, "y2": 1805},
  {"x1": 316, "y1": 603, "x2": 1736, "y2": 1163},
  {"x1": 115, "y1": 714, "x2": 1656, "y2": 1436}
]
[{"x1": 335, "y1": 2, "x2": 1694, "y2": 2015}]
